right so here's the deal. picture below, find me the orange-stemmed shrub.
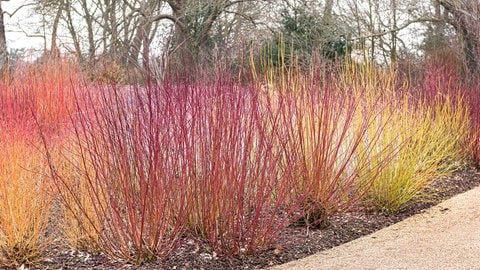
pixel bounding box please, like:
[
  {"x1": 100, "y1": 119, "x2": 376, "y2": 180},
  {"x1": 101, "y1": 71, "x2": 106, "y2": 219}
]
[{"x1": 0, "y1": 126, "x2": 53, "y2": 267}]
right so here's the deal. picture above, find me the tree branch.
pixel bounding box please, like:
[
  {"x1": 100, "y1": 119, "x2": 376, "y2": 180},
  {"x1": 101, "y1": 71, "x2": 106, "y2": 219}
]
[
  {"x1": 350, "y1": 17, "x2": 445, "y2": 41},
  {"x1": 3, "y1": 2, "x2": 36, "y2": 17}
]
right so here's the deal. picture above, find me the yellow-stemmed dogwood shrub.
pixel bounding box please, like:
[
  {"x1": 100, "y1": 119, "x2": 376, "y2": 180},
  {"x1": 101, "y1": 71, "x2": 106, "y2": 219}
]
[{"x1": 360, "y1": 94, "x2": 468, "y2": 213}]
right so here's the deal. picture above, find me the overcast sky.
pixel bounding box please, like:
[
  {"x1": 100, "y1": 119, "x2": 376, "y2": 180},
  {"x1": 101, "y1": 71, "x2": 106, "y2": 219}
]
[{"x1": 3, "y1": 0, "x2": 44, "y2": 52}]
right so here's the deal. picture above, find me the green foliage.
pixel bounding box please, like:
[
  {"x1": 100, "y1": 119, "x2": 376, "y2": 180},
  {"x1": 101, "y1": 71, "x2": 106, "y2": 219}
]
[
  {"x1": 262, "y1": 6, "x2": 351, "y2": 68},
  {"x1": 184, "y1": 2, "x2": 217, "y2": 54}
]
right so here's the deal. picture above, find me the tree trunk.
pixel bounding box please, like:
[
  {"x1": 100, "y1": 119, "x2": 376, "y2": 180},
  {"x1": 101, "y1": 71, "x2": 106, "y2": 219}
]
[
  {"x1": 168, "y1": 0, "x2": 223, "y2": 68},
  {"x1": 0, "y1": 2, "x2": 7, "y2": 72},
  {"x1": 50, "y1": 1, "x2": 64, "y2": 58},
  {"x1": 460, "y1": 25, "x2": 479, "y2": 75},
  {"x1": 170, "y1": 2, "x2": 195, "y2": 69},
  {"x1": 368, "y1": 0, "x2": 375, "y2": 62},
  {"x1": 322, "y1": 0, "x2": 334, "y2": 26},
  {"x1": 80, "y1": 0, "x2": 96, "y2": 65},
  {"x1": 142, "y1": 22, "x2": 151, "y2": 80},
  {"x1": 390, "y1": 0, "x2": 397, "y2": 63},
  {"x1": 128, "y1": 1, "x2": 156, "y2": 67},
  {"x1": 65, "y1": 0, "x2": 83, "y2": 63},
  {"x1": 109, "y1": 0, "x2": 118, "y2": 60},
  {"x1": 438, "y1": 0, "x2": 480, "y2": 76}
]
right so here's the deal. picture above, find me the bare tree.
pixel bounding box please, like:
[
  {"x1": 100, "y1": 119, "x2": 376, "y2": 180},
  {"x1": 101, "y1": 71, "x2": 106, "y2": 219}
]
[
  {"x1": 437, "y1": 0, "x2": 480, "y2": 74},
  {"x1": 160, "y1": 0, "x2": 269, "y2": 65},
  {"x1": 341, "y1": 0, "x2": 419, "y2": 64},
  {"x1": 0, "y1": 0, "x2": 37, "y2": 70},
  {"x1": 29, "y1": 0, "x2": 276, "y2": 70}
]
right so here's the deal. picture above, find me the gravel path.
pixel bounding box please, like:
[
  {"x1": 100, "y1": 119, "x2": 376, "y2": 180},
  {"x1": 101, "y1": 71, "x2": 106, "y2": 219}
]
[{"x1": 270, "y1": 186, "x2": 480, "y2": 270}]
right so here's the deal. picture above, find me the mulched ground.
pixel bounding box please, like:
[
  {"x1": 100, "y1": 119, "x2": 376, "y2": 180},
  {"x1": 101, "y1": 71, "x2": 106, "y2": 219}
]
[{"x1": 33, "y1": 166, "x2": 480, "y2": 270}]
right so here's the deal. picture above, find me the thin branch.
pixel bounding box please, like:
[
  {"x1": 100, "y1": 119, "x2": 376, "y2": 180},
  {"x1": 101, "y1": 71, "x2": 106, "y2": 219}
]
[
  {"x1": 122, "y1": 0, "x2": 183, "y2": 27},
  {"x1": 438, "y1": 0, "x2": 479, "y2": 22},
  {"x1": 6, "y1": 29, "x2": 44, "y2": 39},
  {"x1": 350, "y1": 17, "x2": 445, "y2": 41},
  {"x1": 3, "y1": 2, "x2": 36, "y2": 17}
]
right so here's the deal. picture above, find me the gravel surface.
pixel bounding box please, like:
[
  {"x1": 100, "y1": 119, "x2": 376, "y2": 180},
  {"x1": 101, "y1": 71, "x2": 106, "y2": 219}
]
[{"x1": 272, "y1": 169, "x2": 480, "y2": 269}]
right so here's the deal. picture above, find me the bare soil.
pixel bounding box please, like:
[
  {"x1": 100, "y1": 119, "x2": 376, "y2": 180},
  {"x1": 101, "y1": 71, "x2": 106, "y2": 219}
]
[{"x1": 32, "y1": 167, "x2": 480, "y2": 270}]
